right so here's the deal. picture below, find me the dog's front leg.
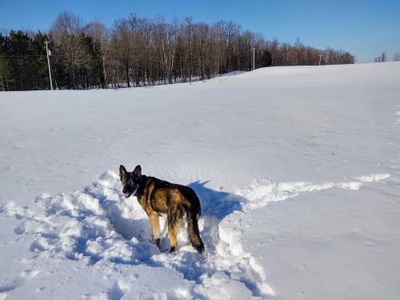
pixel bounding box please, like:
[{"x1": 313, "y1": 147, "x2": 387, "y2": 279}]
[{"x1": 148, "y1": 213, "x2": 161, "y2": 249}]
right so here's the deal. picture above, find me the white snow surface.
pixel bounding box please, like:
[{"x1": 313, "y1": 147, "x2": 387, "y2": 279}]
[{"x1": 0, "y1": 62, "x2": 399, "y2": 299}]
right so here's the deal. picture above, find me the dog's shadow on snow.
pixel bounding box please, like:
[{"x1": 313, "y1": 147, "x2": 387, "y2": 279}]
[
  {"x1": 190, "y1": 180, "x2": 243, "y2": 219},
  {"x1": 189, "y1": 180, "x2": 244, "y2": 252}
]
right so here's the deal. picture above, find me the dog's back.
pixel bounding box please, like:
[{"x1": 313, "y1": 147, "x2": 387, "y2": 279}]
[{"x1": 140, "y1": 177, "x2": 201, "y2": 215}]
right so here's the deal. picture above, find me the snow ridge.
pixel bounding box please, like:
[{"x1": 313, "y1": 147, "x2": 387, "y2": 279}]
[{"x1": 236, "y1": 174, "x2": 390, "y2": 209}]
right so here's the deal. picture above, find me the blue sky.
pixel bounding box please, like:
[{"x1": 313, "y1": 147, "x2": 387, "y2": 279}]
[{"x1": 0, "y1": 0, "x2": 399, "y2": 63}]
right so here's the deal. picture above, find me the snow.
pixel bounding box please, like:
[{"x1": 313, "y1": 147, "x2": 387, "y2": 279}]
[{"x1": 1, "y1": 62, "x2": 400, "y2": 299}]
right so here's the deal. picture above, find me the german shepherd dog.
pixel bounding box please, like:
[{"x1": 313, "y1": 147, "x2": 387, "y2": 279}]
[{"x1": 119, "y1": 165, "x2": 204, "y2": 253}]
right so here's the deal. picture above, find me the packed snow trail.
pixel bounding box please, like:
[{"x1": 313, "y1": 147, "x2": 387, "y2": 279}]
[{"x1": 237, "y1": 173, "x2": 390, "y2": 209}]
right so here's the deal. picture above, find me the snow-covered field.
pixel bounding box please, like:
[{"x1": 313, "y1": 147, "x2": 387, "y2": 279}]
[{"x1": 0, "y1": 62, "x2": 399, "y2": 299}]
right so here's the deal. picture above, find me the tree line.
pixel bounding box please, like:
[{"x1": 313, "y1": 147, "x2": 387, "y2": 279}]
[
  {"x1": 0, "y1": 12, "x2": 355, "y2": 91},
  {"x1": 375, "y1": 51, "x2": 400, "y2": 62}
]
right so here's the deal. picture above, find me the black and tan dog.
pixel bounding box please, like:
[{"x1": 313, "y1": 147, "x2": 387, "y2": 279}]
[{"x1": 119, "y1": 165, "x2": 204, "y2": 253}]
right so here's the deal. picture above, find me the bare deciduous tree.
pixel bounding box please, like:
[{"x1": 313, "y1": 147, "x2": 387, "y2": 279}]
[
  {"x1": 0, "y1": 12, "x2": 356, "y2": 90},
  {"x1": 375, "y1": 52, "x2": 387, "y2": 63}
]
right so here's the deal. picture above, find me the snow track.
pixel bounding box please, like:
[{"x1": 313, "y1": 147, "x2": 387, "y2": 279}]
[
  {"x1": 237, "y1": 174, "x2": 390, "y2": 209},
  {"x1": 0, "y1": 171, "x2": 391, "y2": 299},
  {"x1": 1, "y1": 172, "x2": 273, "y2": 298}
]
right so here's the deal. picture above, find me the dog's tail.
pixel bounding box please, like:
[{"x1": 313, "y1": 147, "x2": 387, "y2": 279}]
[
  {"x1": 184, "y1": 191, "x2": 204, "y2": 253},
  {"x1": 186, "y1": 209, "x2": 204, "y2": 253}
]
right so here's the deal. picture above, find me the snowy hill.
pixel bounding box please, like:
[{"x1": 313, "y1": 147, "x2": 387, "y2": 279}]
[{"x1": 0, "y1": 62, "x2": 399, "y2": 299}]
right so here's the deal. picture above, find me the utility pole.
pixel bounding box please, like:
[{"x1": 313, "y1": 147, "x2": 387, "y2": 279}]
[
  {"x1": 318, "y1": 54, "x2": 322, "y2": 66},
  {"x1": 44, "y1": 41, "x2": 53, "y2": 90},
  {"x1": 252, "y1": 47, "x2": 256, "y2": 70}
]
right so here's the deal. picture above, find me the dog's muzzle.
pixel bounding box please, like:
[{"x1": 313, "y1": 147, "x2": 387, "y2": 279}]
[{"x1": 123, "y1": 185, "x2": 139, "y2": 198}]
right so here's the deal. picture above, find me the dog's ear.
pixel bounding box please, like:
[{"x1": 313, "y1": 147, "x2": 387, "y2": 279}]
[
  {"x1": 133, "y1": 165, "x2": 142, "y2": 177},
  {"x1": 119, "y1": 165, "x2": 127, "y2": 178}
]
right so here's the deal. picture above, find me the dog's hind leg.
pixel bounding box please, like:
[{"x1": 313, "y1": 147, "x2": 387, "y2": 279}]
[
  {"x1": 167, "y1": 206, "x2": 182, "y2": 252},
  {"x1": 148, "y1": 213, "x2": 161, "y2": 249}
]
